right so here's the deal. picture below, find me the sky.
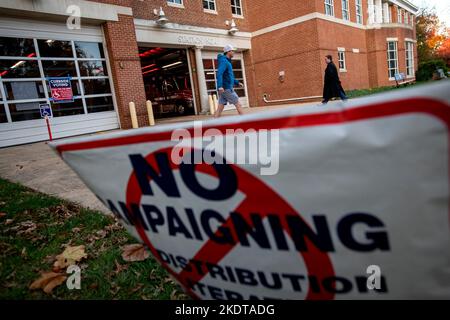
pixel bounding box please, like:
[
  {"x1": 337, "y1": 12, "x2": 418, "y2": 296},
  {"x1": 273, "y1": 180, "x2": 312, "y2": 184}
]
[{"x1": 410, "y1": 0, "x2": 450, "y2": 26}]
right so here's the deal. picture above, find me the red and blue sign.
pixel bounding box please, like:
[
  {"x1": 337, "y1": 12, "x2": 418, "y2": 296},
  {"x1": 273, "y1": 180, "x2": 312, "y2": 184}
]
[{"x1": 48, "y1": 77, "x2": 73, "y2": 103}]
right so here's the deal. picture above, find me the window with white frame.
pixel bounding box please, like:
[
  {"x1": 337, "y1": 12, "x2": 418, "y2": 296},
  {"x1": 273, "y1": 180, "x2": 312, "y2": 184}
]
[
  {"x1": 397, "y1": 8, "x2": 402, "y2": 23},
  {"x1": 404, "y1": 11, "x2": 409, "y2": 24},
  {"x1": 356, "y1": 0, "x2": 363, "y2": 24},
  {"x1": 0, "y1": 36, "x2": 114, "y2": 123},
  {"x1": 167, "y1": 0, "x2": 183, "y2": 5},
  {"x1": 342, "y1": 0, "x2": 350, "y2": 20},
  {"x1": 231, "y1": 0, "x2": 243, "y2": 16},
  {"x1": 338, "y1": 50, "x2": 346, "y2": 71},
  {"x1": 325, "y1": 0, "x2": 334, "y2": 16},
  {"x1": 410, "y1": 14, "x2": 414, "y2": 26},
  {"x1": 387, "y1": 41, "x2": 399, "y2": 79},
  {"x1": 406, "y1": 41, "x2": 414, "y2": 77},
  {"x1": 388, "y1": 5, "x2": 392, "y2": 23},
  {"x1": 203, "y1": 0, "x2": 216, "y2": 11}
]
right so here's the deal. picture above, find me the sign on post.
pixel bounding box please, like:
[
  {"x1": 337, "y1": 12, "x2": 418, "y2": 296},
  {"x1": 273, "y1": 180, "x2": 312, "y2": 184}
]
[
  {"x1": 39, "y1": 103, "x2": 53, "y2": 141},
  {"x1": 50, "y1": 82, "x2": 450, "y2": 299},
  {"x1": 39, "y1": 103, "x2": 53, "y2": 118},
  {"x1": 48, "y1": 77, "x2": 73, "y2": 103}
]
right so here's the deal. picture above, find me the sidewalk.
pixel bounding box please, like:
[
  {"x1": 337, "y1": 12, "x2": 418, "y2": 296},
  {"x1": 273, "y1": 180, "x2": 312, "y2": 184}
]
[{"x1": 0, "y1": 101, "x2": 320, "y2": 213}]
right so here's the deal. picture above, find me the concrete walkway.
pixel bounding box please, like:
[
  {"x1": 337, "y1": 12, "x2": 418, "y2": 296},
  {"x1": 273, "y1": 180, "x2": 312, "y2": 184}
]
[{"x1": 0, "y1": 101, "x2": 321, "y2": 213}]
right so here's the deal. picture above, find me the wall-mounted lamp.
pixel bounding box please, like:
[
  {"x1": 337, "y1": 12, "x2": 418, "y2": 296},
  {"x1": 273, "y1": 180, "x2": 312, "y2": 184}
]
[
  {"x1": 155, "y1": 7, "x2": 169, "y2": 25},
  {"x1": 228, "y1": 19, "x2": 239, "y2": 35}
]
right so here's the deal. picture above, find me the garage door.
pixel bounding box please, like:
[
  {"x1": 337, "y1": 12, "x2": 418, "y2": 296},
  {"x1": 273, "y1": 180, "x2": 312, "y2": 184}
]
[{"x1": 0, "y1": 17, "x2": 119, "y2": 148}]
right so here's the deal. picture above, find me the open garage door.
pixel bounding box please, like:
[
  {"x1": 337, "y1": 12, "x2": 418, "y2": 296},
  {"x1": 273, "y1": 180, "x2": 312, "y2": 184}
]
[{"x1": 139, "y1": 47, "x2": 195, "y2": 119}]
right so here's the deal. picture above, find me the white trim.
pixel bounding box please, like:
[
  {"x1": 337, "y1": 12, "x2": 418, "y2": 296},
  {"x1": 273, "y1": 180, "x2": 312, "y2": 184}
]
[
  {"x1": 203, "y1": 9, "x2": 218, "y2": 15},
  {"x1": 387, "y1": 37, "x2": 398, "y2": 41},
  {"x1": 134, "y1": 19, "x2": 251, "y2": 50},
  {"x1": 252, "y1": 12, "x2": 413, "y2": 37},
  {"x1": 405, "y1": 38, "x2": 417, "y2": 43},
  {"x1": 352, "y1": 48, "x2": 360, "y2": 53},
  {"x1": 337, "y1": 47, "x2": 346, "y2": 52},
  {"x1": 0, "y1": 0, "x2": 132, "y2": 22},
  {"x1": 389, "y1": 0, "x2": 419, "y2": 14}
]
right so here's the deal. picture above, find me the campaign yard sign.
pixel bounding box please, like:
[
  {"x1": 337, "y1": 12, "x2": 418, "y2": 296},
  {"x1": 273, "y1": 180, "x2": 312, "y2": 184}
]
[
  {"x1": 48, "y1": 77, "x2": 73, "y2": 103},
  {"x1": 50, "y1": 81, "x2": 450, "y2": 299}
]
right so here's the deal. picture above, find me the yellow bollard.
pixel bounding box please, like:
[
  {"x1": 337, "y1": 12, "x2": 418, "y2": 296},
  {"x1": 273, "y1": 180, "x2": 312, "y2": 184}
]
[
  {"x1": 146, "y1": 100, "x2": 155, "y2": 126},
  {"x1": 208, "y1": 94, "x2": 215, "y2": 116},
  {"x1": 212, "y1": 94, "x2": 218, "y2": 113},
  {"x1": 129, "y1": 102, "x2": 139, "y2": 129}
]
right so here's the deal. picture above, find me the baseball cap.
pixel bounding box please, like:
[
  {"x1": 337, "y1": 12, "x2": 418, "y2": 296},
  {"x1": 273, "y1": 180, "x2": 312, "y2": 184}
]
[{"x1": 223, "y1": 44, "x2": 236, "y2": 53}]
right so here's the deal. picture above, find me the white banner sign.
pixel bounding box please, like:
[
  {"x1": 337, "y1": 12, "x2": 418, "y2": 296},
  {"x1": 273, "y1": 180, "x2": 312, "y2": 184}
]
[{"x1": 51, "y1": 81, "x2": 450, "y2": 299}]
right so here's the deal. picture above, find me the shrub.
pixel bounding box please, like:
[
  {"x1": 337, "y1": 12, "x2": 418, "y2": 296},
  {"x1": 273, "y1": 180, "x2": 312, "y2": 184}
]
[{"x1": 416, "y1": 59, "x2": 449, "y2": 81}]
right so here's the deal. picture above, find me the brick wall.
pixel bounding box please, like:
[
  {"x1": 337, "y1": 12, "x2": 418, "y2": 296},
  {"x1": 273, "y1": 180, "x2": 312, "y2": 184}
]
[{"x1": 103, "y1": 14, "x2": 148, "y2": 128}]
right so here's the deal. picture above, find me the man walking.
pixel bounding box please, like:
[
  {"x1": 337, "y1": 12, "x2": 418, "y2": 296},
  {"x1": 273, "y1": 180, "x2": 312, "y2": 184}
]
[
  {"x1": 322, "y1": 55, "x2": 348, "y2": 104},
  {"x1": 214, "y1": 44, "x2": 245, "y2": 118}
]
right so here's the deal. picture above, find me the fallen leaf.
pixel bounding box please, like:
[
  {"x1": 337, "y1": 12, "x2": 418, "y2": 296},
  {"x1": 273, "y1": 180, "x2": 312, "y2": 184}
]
[
  {"x1": 121, "y1": 244, "x2": 149, "y2": 262},
  {"x1": 114, "y1": 259, "x2": 128, "y2": 275},
  {"x1": 130, "y1": 283, "x2": 144, "y2": 294},
  {"x1": 71, "y1": 227, "x2": 81, "y2": 233},
  {"x1": 30, "y1": 272, "x2": 67, "y2": 294},
  {"x1": 5, "y1": 219, "x2": 13, "y2": 225},
  {"x1": 0, "y1": 212, "x2": 6, "y2": 218},
  {"x1": 53, "y1": 245, "x2": 87, "y2": 271}
]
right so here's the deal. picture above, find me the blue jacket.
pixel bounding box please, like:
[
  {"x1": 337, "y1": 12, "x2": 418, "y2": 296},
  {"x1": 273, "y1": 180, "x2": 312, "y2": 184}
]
[{"x1": 216, "y1": 54, "x2": 239, "y2": 90}]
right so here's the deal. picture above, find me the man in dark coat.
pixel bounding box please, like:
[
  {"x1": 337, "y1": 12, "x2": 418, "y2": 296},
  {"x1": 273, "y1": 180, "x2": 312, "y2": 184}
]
[{"x1": 322, "y1": 55, "x2": 348, "y2": 104}]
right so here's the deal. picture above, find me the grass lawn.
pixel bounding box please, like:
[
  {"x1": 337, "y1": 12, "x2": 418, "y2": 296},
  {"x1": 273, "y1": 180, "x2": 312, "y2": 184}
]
[
  {"x1": 346, "y1": 81, "x2": 425, "y2": 99},
  {"x1": 0, "y1": 178, "x2": 187, "y2": 300}
]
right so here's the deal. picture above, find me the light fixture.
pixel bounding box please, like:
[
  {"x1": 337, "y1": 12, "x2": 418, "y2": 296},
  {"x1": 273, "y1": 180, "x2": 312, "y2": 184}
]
[
  {"x1": 162, "y1": 61, "x2": 182, "y2": 69},
  {"x1": 156, "y1": 7, "x2": 169, "y2": 25},
  {"x1": 228, "y1": 19, "x2": 239, "y2": 35}
]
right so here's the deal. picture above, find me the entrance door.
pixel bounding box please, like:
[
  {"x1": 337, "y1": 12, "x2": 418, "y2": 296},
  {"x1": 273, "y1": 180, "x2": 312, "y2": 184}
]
[{"x1": 202, "y1": 51, "x2": 249, "y2": 110}]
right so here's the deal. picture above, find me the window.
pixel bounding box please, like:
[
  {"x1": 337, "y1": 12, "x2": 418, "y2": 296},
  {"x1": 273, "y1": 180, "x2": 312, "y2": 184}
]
[
  {"x1": 397, "y1": 8, "x2": 402, "y2": 23},
  {"x1": 404, "y1": 11, "x2": 409, "y2": 24},
  {"x1": 0, "y1": 36, "x2": 114, "y2": 123},
  {"x1": 406, "y1": 41, "x2": 414, "y2": 77},
  {"x1": 167, "y1": 0, "x2": 183, "y2": 5},
  {"x1": 325, "y1": 0, "x2": 334, "y2": 16},
  {"x1": 410, "y1": 14, "x2": 414, "y2": 26},
  {"x1": 387, "y1": 41, "x2": 399, "y2": 79},
  {"x1": 338, "y1": 50, "x2": 346, "y2": 71},
  {"x1": 231, "y1": 0, "x2": 243, "y2": 16},
  {"x1": 203, "y1": 0, "x2": 216, "y2": 11},
  {"x1": 342, "y1": 0, "x2": 350, "y2": 21},
  {"x1": 355, "y1": 0, "x2": 363, "y2": 24}
]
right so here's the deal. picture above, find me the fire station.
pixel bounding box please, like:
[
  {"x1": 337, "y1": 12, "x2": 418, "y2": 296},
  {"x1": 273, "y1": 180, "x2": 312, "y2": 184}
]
[{"x1": 0, "y1": 0, "x2": 418, "y2": 147}]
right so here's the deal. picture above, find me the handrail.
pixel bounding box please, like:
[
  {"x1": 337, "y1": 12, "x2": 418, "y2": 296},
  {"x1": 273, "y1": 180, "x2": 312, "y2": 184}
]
[{"x1": 263, "y1": 94, "x2": 322, "y2": 104}]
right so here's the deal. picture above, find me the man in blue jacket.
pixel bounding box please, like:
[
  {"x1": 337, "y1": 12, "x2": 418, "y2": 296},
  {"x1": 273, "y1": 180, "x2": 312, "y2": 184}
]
[{"x1": 214, "y1": 44, "x2": 245, "y2": 118}]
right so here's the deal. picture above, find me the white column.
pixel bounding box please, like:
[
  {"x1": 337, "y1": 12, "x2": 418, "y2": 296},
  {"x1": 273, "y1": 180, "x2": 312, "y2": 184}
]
[
  {"x1": 368, "y1": 0, "x2": 375, "y2": 24},
  {"x1": 383, "y1": 2, "x2": 390, "y2": 23},
  {"x1": 194, "y1": 46, "x2": 209, "y2": 114},
  {"x1": 375, "y1": 0, "x2": 383, "y2": 23}
]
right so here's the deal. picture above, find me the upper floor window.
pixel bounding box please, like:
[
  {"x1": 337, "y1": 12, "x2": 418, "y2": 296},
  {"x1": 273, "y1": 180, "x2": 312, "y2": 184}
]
[
  {"x1": 203, "y1": 0, "x2": 216, "y2": 11},
  {"x1": 355, "y1": 0, "x2": 363, "y2": 24},
  {"x1": 167, "y1": 0, "x2": 183, "y2": 5},
  {"x1": 404, "y1": 11, "x2": 409, "y2": 24},
  {"x1": 397, "y1": 8, "x2": 402, "y2": 23},
  {"x1": 325, "y1": 0, "x2": 334, "y2": 17},
  {"x1": 342, "y1": 0, "x2": 350, "y2": 21},
  {"x1": 231, "y1": 0, "x2": 243, "y2": 16}
]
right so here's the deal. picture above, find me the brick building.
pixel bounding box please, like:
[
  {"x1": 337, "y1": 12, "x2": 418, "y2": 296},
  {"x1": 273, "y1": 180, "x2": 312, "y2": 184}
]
[{"x1": 0, "y1": 0, "x2": 418, "y2": 147}]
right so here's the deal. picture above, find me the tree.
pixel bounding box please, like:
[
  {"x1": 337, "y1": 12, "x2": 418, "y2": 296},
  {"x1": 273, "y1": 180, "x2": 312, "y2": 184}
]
[
  {"x1": 437, "y1": 28, "x2": 450, "y2": 67},
  {"x1": 416, "y1": 8, "x2": 446, "y2": 62}
]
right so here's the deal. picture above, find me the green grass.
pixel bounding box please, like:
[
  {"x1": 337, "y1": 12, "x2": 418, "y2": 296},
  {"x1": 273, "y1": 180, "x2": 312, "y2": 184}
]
[
  {"x1": 0, "y1": 178, "x2": 187, "y2": 300},
  {"x1": 346, "y1": 81, "x2": 425, "y2": 99}
]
